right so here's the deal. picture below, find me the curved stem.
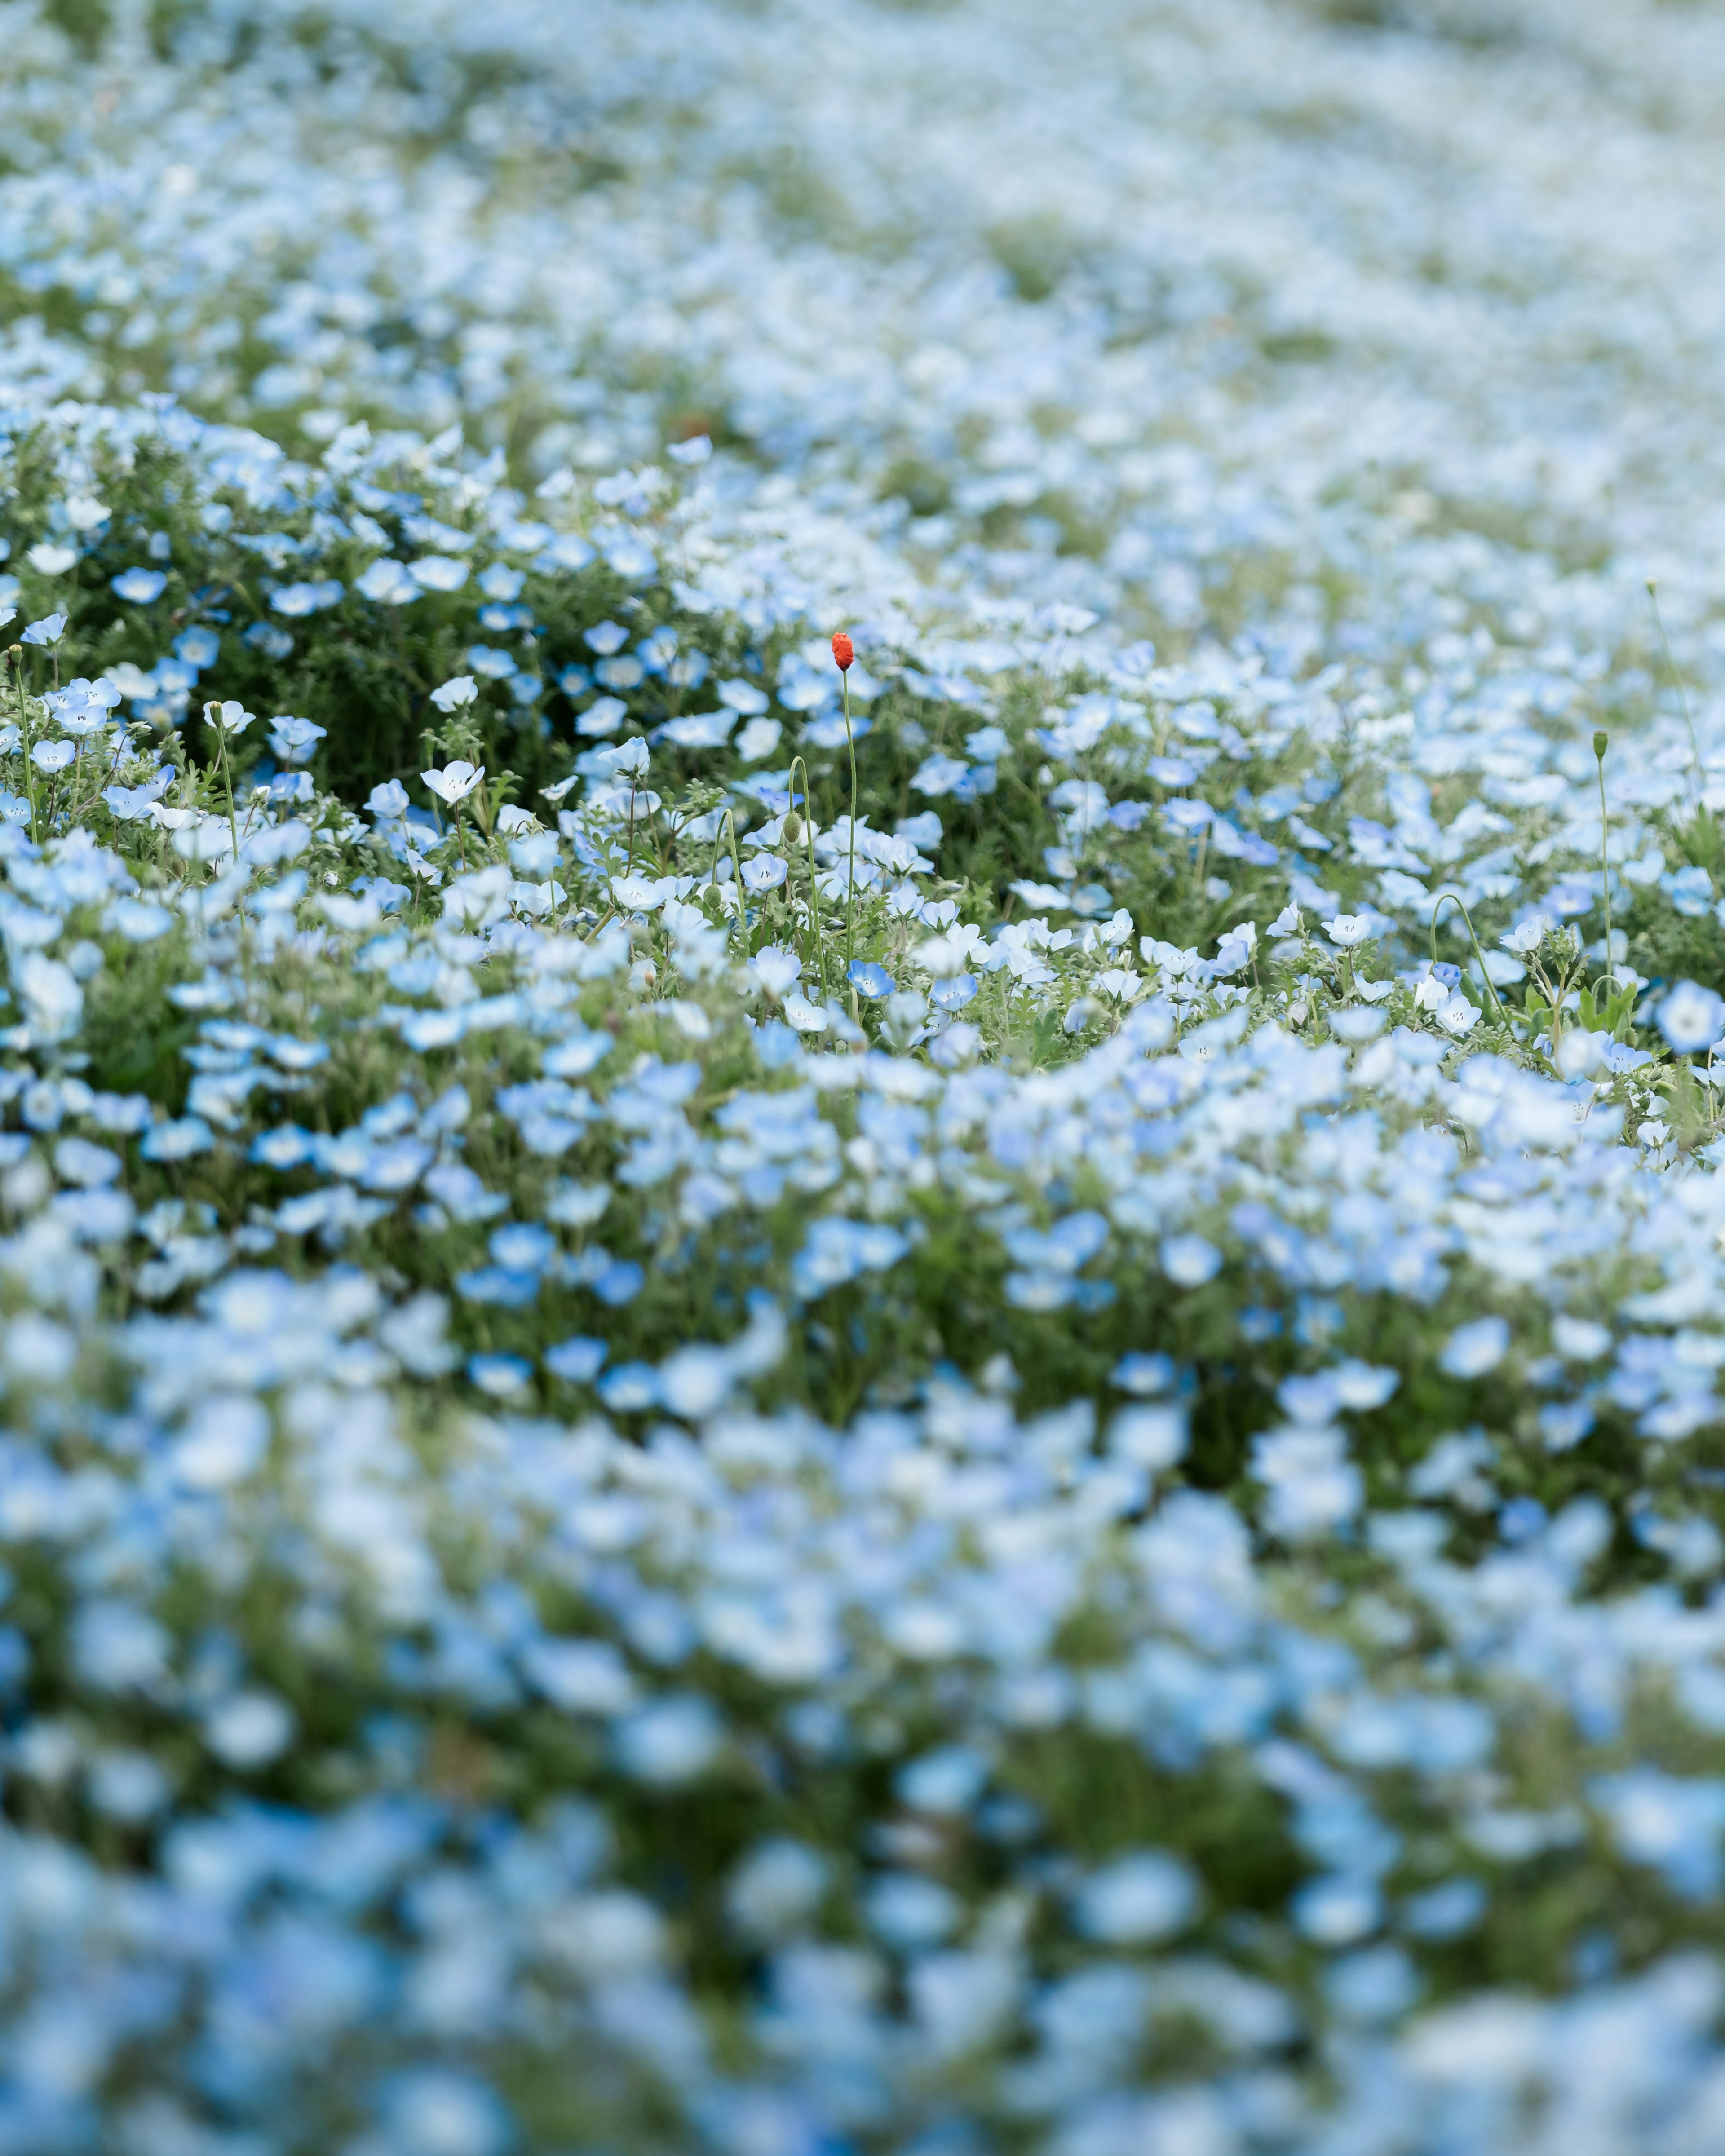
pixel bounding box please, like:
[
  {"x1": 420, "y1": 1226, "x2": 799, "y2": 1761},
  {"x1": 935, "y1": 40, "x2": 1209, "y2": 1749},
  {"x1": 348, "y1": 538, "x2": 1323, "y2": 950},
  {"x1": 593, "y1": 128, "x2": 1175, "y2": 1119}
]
[
  {"x1": 709, "y1": 807, "x2": 748, "y2": 947},
  {"x1": 786, "y1": 754, "x2": 826, "y2": 1001},
  {"x1": 1429, "y1": 892, "x2": 1507, "y2": 1021}
]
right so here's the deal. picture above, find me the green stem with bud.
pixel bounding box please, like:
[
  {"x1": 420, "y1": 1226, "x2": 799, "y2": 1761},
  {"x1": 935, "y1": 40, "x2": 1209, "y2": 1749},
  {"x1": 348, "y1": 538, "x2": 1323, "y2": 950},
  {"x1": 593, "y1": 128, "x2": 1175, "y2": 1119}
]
[{"x1": 1594, "y1": 728, "x2": 1616, "y2": 990}]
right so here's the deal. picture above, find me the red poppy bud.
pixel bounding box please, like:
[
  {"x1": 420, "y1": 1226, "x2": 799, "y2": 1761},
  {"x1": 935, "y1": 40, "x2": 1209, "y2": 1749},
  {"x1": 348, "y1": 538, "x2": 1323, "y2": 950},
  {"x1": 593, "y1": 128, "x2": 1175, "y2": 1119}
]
[{"x1": 831, "y1": 631, "x2": 854, "y2": 672}]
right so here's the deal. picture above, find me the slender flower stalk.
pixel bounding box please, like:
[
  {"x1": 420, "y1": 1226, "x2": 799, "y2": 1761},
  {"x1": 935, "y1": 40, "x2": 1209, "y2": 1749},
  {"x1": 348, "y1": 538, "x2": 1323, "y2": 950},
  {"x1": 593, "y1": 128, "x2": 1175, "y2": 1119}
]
[
  {"x1": 709, "y1": 807, "x2": 748, "y2": 945},
  {"x1": 785, "y1": 754, "x2": 826, "y2": 1000},
  {"x1": 1595, "y1": 729, "x2": 1616, "y2": 990},
  {"x1": 204, "y1": 703, "x2": 241, "y2": 862},
  {"x1": 832, "y1": 631, "x2": 857, "y2": 968},
  {"x1": 1429, "y1": 892, "x2": 1507, "y2": 1022},
  {"x1": 9, "y1": 649, "x2": 38, "y2": 846}
]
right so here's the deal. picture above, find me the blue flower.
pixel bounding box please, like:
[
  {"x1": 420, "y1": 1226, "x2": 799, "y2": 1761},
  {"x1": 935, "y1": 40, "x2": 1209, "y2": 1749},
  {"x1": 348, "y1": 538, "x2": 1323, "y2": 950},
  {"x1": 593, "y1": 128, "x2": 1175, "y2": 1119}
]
[
  {"x1": 467, "y1": 1352, "x2": 532, "y2": 1396},
  {"x1": 1659, "y1": 980, "x2": 1725, "y2": 1053},
  {"x1": 545, "y1": 1337, "x2": 607, "y2": 1383},
  {"x1": 269, "y1": 579, "x2": 344, "y2": 616},
  {"x1": 466, "y1": 643, "x2": 518, "y2": 679},
  {"x1": 21, "y1": 612, "x2": 67, "y2": 646},
  {"x1": 848, "y1": 959, "x2": 894, "y2": 999},
  {"x1": 111, "y1": 567, "x2": 167, "y2": 604}
]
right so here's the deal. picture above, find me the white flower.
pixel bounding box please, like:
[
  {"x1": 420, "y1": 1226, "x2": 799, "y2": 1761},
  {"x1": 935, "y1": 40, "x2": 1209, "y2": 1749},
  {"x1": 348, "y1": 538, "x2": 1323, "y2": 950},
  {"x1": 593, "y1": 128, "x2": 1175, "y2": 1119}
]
[
  {"x1": 1322, "y1": 914, "x2": 1376, "y2": 948},
  {"x1": 1436, "y1": 990, "x2": 1481, "y2": 1036},
  {"x1": 429, "y1": 674, "x2": 478, "y2": 711},
  {"x1": 422, "y1": 760, "x2": 485, "y2": 805},
  {"x1": 1439, "y1": 1315, "x2": 1510, "y2": 1377},
  {"x1": 735, "y1": 716, "x2": 783, "y2": 762},
  {"x1": 16, "y1": 953, "x2": 83, "y2": 1041},
  {"x1": 1270, "y1": 901, "x2": 1304, "y2": 936},
  {"x1": 751, "y1": 946, "x2": 803, "y2": 998},
  {"x1": 203, "y1": 698, "x2": 257, "y2": 735},
  {"x1": 783, "y1": 992, "x2": 828, "y2": 1033},
  {"x1": 1501, "y1": 912, "x2": 1552, "y2": 954}
]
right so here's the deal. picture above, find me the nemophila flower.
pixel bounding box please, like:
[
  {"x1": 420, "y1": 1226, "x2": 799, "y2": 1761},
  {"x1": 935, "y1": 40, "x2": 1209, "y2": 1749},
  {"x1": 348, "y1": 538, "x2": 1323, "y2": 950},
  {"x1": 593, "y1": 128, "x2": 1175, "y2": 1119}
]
[
  {"x1": 270, "y1": 578, "x2": 343, "y2": 615},
  {"x1": 735, "y1": 716, "x2": 783, "y2": 760},
  {"x1": 429, "y1": 673, "x2": 478, "y2": 712},
  {"x1": 268, "y1": 714, "x2": 326, "y2": 764},
  {"x1": 422, "y1": 760, "x2": 485, "y2": 805},
  {"x1": 356, "y1": 556, "x2": 417, "y2": 603},
  {"x1": 1434, "y1": 990, "x2": 1482, "y2": 1037},
  {"x1": 204, "y1": 698, "x2": 257, "y2": 735},
  {"x1": 1503, "y1": 912, "x2": 1553, "y2": 954},
  {"x1": 111, "y1": 566, "x2": 166, "y2": 604},
  {"x1": 1071, "y1": 1851, "x2": 1199, "y2": 1944},
  {"x1": 407, "y1": 555, "x2": 467, "y2": 592},
  {"x1": 1322, "y1": 913, "x2": 1376, "y2": 947},
  {"x1": 21, "y1": 611, "x2": 67, "y2": 645},
  {"x1": 783, "y1": 991, "x2": 827, "y2": 1032},
  {"x1": 1161, "y1": 1233, "x2": 1221, "y2": 1287},
  {"x1": 743, "y1": 852, "x2": 787, "y2": 892},
  {"x1": 1441, "y1": 1315, "x2": 1511, "y2": 1378},
  {"x1": 22, "y1": 23, "x2": 1725, "y2": 2141},
  {"x1": 1658, "y1": 980, "x2": 1725, "y2": 1053}
]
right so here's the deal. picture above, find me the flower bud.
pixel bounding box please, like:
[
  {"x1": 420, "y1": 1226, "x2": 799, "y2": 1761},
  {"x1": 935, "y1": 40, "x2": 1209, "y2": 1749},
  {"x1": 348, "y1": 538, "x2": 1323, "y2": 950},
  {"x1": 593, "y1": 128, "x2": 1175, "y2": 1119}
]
[
  {"x1": 783, "y1": 811, "x2": 804, "y2": 844},
  {"x1": 831, "y1": 631, "x2": 854, "y2": 672},
  {"x1": 1593, "y1": 729, "x2": 1609, "y2": 761}
]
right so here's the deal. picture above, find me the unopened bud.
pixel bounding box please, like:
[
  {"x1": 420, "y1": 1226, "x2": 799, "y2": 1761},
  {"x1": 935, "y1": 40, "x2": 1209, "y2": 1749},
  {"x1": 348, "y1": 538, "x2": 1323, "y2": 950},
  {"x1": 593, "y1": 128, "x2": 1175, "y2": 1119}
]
[
  {"x1": 783, "y1": 811, "x2": 804, "y2": 844},
  {"x1": 831, "y1": 630, "x2": 854, "y2": 672},
  {"x1": 1593, "y1": 729, "x2": 1610, "y2": 761}
]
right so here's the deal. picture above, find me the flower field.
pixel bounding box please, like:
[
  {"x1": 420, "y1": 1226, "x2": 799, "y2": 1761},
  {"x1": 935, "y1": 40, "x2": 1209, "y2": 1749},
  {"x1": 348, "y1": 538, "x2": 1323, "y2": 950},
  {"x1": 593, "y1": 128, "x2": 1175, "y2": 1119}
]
[{"x1": 9, "y1": 0, "x2": 1725, "y2": 2148}]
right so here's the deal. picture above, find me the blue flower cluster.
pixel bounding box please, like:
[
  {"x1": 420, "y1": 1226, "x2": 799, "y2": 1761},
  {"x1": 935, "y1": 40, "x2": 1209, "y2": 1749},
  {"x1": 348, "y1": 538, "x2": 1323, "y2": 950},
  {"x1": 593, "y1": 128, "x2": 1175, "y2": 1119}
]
[{"x1": 0, "y1": 2, "x2": 1724, "y2": 2151}]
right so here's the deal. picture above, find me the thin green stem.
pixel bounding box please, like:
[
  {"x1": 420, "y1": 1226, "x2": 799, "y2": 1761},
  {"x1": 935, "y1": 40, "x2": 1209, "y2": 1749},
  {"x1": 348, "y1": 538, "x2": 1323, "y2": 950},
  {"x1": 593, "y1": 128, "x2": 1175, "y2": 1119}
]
[
  {"x1": 786, "y1": 754, "x2": 826, "y2": 1001},
  {"x1": 10, "y1": 654, "x2": 38, "y2": 846},
  {"x1": 1429, "y1": 892, "x2": 1507, "y2": 1021},
  {"x1": 709, "y1": 807, "x2": 748, "y2": 948},
  {"x1": 211, "y1": 711, "x2": 239, "y2": 864},
  {"x1": 843, "y1": 671, "x2": 858, "y2": 970},
  {"x1": 1647, "y1": 579, "x2": 1704, "y2": 799},
  {"x1": 1595, "y1": 737, "x2": 1615, "y2": 990}
]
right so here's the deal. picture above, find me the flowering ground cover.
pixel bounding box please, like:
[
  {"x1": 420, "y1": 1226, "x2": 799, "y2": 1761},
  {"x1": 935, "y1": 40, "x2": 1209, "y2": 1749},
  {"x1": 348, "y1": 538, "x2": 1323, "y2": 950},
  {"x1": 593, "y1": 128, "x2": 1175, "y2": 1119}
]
[{"x1": 11, "y1": 0, "x2": 1725, "y2": 2149}]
